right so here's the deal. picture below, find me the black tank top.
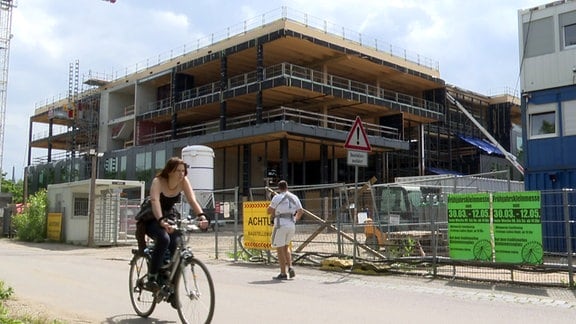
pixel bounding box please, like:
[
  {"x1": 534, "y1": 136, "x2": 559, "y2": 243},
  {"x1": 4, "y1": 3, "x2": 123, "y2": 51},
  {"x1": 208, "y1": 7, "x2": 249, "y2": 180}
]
[{"x1": 160, "y1": 192, "x2": 181, "y2": 211}]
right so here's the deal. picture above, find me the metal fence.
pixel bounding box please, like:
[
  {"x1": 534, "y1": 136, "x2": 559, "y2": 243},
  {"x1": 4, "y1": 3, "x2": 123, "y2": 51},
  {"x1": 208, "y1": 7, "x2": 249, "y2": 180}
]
[{"x1": 118, "y1": 180, "x2": 576, "y2": 288}]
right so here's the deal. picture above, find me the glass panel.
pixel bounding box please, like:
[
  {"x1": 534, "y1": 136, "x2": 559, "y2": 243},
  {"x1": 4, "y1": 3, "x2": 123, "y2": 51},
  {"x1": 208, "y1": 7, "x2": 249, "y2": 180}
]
[
  {"x1": 530, "y1": 112, "x2": 556, "y2": 136},
  {"x1": 566, "y1": 23, "x2": 576, "y2": 47},
  {"x1": 136, "y1": 152, "x2": 153, "y2": 182},
  {"x1": 71, "y1": 160, "x2": 79, "y2": 182},
  {"x1": 120, "y1": 156, "x2": 127, "y2": 179},
  {"x1": 155, "y1": 150, "x2": 165, "y2": 173},
  {"x1": 104, "y1": 157, "x2": 118, "y2": 179},
  {"x1": 523, "y1": 17, "x2": 554, "y2": 58}
]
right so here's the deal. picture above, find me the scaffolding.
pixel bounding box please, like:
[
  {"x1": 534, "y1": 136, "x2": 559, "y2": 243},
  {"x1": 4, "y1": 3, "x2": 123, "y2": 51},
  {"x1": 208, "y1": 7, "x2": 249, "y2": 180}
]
[
  {"x1": 385, "y1": 86, "x2": 519, "y2": 181},
  {"x1": 66, "y1": 60, "x2": 100, "y2": 181}
]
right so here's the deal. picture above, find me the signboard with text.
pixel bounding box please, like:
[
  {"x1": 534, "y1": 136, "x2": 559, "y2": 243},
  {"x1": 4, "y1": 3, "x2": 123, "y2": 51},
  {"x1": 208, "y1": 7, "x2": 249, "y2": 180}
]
[
  {"x1": 493, "y1": 191, "x2": 542, "y2": 264},
  {"x1": 347, "y1": 150, "x2": 368, "y2": 167},
  {"x1": 447, "y1": 193, "x2": 492, "y2": 261},
  {"x1": 242, "y1": 201, "x2": 273, "y2": 250},
  {"x1": 447, "y1": 191, "x2": 543, "y2": 264}
]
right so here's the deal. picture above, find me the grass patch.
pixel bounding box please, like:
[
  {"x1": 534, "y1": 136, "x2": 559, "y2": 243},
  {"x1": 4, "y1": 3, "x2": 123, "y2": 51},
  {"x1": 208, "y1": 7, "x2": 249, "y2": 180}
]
[{"x1": 0, "y1": 280, "x2": 64, "y2": 324}]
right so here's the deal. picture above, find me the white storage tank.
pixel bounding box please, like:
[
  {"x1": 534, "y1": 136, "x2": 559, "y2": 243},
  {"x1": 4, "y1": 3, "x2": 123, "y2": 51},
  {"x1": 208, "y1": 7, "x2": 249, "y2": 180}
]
[{"x1": 182, "y1": 145, "x2": 214, "y2": 208}]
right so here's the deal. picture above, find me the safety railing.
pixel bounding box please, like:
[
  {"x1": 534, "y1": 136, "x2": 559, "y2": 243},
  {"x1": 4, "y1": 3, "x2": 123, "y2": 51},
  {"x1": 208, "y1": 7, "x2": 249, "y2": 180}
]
[{"x1": 137, "y1": 106, "x2": 400, "y2": 145}]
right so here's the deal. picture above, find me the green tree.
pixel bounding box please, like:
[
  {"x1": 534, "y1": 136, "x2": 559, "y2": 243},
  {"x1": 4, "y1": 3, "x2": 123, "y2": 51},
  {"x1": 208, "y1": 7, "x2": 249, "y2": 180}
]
[
  {"x1": 11, "y1": 189, "x2": 47, "y2": 242},
  {"x1": 1, "y1": 174, "x2": 23, "y2": 204},
  {"x1": 540, "y1": 120, "x2": 555, "y2": 134}
]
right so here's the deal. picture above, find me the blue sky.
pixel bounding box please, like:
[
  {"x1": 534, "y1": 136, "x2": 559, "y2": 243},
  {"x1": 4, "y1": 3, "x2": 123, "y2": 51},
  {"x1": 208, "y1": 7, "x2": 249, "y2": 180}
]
[{"x1": 4, "y1": 0, "x2": 544, "y2": 180}]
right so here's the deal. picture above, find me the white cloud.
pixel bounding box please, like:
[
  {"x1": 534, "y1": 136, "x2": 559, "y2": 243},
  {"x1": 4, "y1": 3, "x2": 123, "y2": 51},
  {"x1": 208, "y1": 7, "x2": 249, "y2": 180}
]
[{"x1": 12, "y1": 7, "x2": 64, "y2": 59}]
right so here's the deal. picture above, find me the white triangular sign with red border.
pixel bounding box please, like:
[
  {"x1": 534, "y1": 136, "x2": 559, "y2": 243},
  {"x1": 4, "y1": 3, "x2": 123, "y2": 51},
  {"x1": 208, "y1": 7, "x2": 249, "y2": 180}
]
[{"x1": 344, "y1": 116, "x2": 372, "y2": 152}]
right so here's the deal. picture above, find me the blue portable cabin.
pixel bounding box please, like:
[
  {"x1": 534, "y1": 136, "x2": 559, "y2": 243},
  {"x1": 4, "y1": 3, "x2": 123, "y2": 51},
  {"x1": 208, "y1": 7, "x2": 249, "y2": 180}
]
[
  {"x1": 518, "y1": 1, "x2": 576, "y2": 253},
  {"x1": 522, "y1": 86, "x2": 576, "y2": 253}
]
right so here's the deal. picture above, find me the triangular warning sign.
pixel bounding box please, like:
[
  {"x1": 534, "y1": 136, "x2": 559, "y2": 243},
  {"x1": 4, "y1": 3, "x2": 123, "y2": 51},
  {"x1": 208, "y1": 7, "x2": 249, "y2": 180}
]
[{"x1": 344, "y1": 116, "x2": 372, "y2": 152}]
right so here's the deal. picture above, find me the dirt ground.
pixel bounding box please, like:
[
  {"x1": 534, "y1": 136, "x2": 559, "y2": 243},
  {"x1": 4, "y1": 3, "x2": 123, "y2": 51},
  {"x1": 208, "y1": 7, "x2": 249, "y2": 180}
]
[
  {"x1": 0, "y1": 234, "x2": 221, "y2": 323},
  {"x1": 4, "y1": 297, "x2": 93, "y2": 323}
]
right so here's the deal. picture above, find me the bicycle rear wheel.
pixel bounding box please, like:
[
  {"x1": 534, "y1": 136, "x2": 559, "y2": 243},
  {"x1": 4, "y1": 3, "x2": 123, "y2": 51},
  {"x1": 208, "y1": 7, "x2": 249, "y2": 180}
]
[
  {"x1": 175, "y1": 257, "x2": 215, "y2": 324},
  {"x1": 129, "y1": 253, "x2": 156, "y2": 317},
  {"x1": 238, "y1": 234, "x2": 278, "y2": 263}
]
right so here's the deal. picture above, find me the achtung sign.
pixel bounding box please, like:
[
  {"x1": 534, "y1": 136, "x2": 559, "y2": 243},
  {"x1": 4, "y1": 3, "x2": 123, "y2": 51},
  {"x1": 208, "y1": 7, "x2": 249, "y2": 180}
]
[{"x1": 242, "y1": 201, "x2": 273, "y2": 249}]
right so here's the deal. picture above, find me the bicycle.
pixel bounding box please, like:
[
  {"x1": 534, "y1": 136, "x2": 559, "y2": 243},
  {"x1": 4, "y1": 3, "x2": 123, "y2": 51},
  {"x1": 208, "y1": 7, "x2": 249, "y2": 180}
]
[
  {"x1": 128, "y1": 217, "x2": 215, "y2": 324},
  {"x1": 237, "y1": 233, "x2": 279, "y2": 263}
]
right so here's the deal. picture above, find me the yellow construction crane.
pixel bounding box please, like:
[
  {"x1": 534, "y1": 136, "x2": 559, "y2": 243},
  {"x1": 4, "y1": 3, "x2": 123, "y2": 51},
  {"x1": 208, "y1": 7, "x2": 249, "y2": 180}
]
[{"x1": 0, "y1": 0, "x2": 16, "y2": 189}]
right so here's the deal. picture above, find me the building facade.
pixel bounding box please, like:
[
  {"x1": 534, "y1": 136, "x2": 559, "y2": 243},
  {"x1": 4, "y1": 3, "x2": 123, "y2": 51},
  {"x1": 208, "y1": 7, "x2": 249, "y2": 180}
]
[
  {"x1": 519, "y1": 0, "x2": 576, "y2": 191},
  {"x1": 26, "y1": 8, "x2": 521, "y2": 199},
  {"x1": 518, "y1": 0, "x2": 576, "y2": 253}
]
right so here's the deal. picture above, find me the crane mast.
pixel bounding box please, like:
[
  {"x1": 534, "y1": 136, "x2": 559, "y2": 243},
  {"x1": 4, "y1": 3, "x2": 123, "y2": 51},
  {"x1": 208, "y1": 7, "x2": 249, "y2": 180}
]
[{"x1": 0, "y1": 0, "x2": 15, "y2": 188}]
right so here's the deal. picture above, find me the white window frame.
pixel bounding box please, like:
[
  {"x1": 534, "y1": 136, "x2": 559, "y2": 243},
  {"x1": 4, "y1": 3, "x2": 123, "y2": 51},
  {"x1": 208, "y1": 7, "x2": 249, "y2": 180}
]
[
  {"x1": 528, "y1": 103, "x2": 557, "y2": 139},
  {"x1": 565, "y1": 22, "x2": 576, "y2": 48}
]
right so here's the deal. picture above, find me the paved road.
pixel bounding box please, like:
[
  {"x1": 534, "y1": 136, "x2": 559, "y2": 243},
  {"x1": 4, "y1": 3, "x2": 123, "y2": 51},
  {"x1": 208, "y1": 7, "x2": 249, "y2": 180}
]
[{"x1": 0, "y1": 238, "x2": 575, "y2": 323}]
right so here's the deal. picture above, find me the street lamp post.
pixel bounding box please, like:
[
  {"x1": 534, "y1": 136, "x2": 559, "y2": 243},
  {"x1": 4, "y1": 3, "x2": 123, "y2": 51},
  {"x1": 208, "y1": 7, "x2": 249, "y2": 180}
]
[{"x1": 88, "y1": 149, "x2": 103, "y2": 247}]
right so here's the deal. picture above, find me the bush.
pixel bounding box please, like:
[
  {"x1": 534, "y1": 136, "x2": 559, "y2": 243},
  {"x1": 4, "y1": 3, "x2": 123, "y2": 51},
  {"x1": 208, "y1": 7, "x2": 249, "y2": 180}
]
[
  {"x1": 0, "y1": 280, "x2": 63, "y2": 323},
  {"x1": 0, "y1": 281, "x2": 13, "y2": 301},
  {"x1": 0, "y1": 280, "x2": 15, "y2": 323},
  {"x1": 12, "y1": 190, "x2": 48, "y2": 242}
]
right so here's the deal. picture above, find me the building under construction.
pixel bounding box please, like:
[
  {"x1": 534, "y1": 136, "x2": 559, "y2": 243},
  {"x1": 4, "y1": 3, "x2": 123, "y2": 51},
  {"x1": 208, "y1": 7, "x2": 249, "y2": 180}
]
[{"x1": 26, "y1": 8, "x2": 522, "y2": 197}]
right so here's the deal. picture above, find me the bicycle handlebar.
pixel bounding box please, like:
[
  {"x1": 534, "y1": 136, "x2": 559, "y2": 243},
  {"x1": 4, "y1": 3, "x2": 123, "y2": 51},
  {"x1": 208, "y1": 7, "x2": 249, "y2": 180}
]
[{"x1": 166, "y1": 218, "x2": 205, "y2": 235}]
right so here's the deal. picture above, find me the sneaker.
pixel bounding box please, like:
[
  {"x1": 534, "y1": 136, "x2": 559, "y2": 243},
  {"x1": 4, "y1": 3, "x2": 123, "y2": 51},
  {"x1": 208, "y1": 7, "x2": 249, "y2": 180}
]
[
  {"x1": 145, "y1": 276, "x2": 160, "y2": 293},
  {"x1": 288, "y1": 267, "x2": 295, "y2": 278},
  {"x1": 273, "y1": 273, "x2": 288, "y2": 280}
]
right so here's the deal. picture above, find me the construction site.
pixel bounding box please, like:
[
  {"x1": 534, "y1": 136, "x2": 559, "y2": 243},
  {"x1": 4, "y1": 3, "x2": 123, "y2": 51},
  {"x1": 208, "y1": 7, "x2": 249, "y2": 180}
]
[
  {"x1": 24, "y1": 7, "x2": 523, "y2": 199},
  {"x1": 7, "y1": 0, "x2": 576, "y2": 297}
]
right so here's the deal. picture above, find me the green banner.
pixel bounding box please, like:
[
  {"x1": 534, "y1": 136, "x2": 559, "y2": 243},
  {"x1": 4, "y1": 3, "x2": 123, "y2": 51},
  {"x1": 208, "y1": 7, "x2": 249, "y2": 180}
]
[
  {"x1": 493, "y1": 191, "x2": 542, "y2": 264},
  {"x1": 447, "y1": 193, "x2": 492, "y2": 261}
]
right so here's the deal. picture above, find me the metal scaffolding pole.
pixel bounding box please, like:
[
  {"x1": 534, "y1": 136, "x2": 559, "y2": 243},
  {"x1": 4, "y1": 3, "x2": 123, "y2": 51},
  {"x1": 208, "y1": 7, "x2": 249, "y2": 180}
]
[{"x1": 0, "y1": 0, "x2": 16, "y2": 188}]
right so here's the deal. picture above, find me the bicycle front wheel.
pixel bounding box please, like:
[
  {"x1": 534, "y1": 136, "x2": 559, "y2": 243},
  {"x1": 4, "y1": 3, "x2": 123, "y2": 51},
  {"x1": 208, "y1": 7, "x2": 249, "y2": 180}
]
[
  {"x1": 175, "y1": 257, "x2": 215, "y2": 324},
  {"x1": 129, "y1": 253, "x2": 156, "y2": 317}
]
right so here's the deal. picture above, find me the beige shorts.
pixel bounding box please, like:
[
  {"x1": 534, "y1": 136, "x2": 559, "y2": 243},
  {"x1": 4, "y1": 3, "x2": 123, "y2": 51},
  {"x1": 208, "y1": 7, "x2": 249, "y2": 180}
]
[{"x1": 271, "y1": 224, "x2": 295, "y2": 248}]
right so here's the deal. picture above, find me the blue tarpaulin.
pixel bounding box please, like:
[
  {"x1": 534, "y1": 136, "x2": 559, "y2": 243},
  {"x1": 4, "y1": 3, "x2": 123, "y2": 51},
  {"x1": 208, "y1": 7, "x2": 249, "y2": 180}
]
[{"x1": 458, "y1": 134, "x2": 503, "y2": 155}]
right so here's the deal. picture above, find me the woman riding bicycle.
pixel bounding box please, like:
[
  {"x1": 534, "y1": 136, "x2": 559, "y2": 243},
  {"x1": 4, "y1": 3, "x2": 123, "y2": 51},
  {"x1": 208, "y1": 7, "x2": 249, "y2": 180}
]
[{"x1": 145, "y1": 157, "x2": 207, "y2": 291}]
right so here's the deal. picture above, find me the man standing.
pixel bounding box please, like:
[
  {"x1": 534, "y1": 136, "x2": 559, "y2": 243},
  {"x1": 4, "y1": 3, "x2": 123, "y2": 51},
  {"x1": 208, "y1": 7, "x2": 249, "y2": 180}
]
[{"x1": 267, "y1": 180, "x2": 304, "y2": 280}]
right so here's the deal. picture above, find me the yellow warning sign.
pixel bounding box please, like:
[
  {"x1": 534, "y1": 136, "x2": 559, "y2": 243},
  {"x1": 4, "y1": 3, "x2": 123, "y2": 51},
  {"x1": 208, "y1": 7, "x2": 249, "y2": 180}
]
[{"x1": 242, "y1": 201, "x2": 273, "y2": 250}]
